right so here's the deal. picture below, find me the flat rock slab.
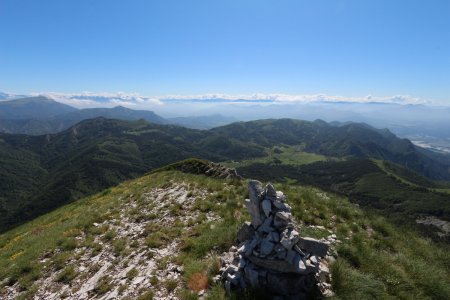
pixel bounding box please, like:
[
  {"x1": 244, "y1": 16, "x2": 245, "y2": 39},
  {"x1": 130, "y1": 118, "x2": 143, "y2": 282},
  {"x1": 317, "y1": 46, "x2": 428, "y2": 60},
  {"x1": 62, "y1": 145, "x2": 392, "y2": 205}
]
[{"x1": 297, "y1": 237, "x2": 329, "y2": 257}]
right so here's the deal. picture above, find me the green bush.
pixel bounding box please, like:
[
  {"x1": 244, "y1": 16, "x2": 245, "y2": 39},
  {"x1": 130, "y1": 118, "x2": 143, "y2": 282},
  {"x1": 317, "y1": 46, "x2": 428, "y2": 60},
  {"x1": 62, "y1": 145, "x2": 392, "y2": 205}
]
[
  {"x1": 137, "y1": 289, "x2": 154, "y2": 300},
  {"x1": 112, "y1": 238, "x2": 127, "y2": 256},
  {"x1": 126, "y1": 267, "x2": 139, "y2": 280},
  {"x1": 55, "y1": 266, "x2": 77, "y2": 283},
  {"x1": 102, "y1": 230, "x2": 117, "y2": 241},
  {"x1": 94, "y1": 275, "x2": 112, "y2": 295}
]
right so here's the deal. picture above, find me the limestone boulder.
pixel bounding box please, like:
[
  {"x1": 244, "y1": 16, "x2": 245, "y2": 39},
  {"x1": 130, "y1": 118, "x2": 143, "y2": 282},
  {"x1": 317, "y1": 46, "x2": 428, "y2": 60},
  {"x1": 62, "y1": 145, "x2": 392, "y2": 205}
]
[{"x1": 297, "y1": 237, "x2": 329, "y2": 257}]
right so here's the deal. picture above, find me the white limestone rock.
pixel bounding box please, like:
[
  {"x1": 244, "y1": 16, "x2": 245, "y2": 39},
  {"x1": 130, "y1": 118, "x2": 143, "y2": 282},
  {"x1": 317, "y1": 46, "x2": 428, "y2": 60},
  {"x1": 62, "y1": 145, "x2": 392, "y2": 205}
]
[
  {"x1": 297, "y1": 237, "x2": 329, "y2": 257},
  {"x1": 280, "y1": 228, "x2": 300, "y2": 250},
  {"x1": 276, "y1": 191, "x2": 286, "y2": 202}
]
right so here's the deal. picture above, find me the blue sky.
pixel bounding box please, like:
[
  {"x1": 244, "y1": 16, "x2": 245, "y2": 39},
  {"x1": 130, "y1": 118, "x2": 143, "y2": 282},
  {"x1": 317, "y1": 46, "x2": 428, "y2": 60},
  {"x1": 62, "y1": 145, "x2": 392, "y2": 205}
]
[{"x1": 0, "y1": 0, "x2": 449, "y2": 104}]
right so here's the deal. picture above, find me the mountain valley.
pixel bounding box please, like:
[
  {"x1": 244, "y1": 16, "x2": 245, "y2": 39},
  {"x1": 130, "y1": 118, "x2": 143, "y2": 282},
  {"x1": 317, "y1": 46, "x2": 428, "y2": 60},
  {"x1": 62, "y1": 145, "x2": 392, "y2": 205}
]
[
  {"x1": 1, "y1": 116, "x2": 450, "y2": 234},
  {"x1": 0, "y1": 97, "x2": 449, "y2": 300}
]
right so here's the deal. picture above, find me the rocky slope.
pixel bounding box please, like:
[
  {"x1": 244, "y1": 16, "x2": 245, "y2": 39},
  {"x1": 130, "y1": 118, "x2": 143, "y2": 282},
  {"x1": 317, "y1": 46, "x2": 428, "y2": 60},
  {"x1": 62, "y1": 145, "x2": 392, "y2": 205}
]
[
  {"x1": 153, "y1": 159, "x2": 242, "y2": 180},
  {"x1": 1, "y1": 177, "x2": 222, "y2": 299},
  {"x1": 4, "y1": 183, "x2": 190, "y2": 299}
]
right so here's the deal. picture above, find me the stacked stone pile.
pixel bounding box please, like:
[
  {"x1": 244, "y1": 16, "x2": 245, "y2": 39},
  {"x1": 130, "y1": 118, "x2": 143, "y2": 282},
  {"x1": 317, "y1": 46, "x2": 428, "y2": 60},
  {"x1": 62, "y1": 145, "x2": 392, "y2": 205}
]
[{"x1": 219, "y1": 180, "x2": 332, "y2": 299}]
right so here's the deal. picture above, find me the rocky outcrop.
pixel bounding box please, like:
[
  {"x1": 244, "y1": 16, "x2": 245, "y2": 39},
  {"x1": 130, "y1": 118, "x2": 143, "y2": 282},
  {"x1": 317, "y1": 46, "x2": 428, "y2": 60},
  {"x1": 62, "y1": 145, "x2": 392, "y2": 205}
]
[
  {"x1": 218, "y1": 180, "x2": 333, "y2": 299},
  {"x1": 155, "y1": 158, "x2": 242, "y2": 180}
]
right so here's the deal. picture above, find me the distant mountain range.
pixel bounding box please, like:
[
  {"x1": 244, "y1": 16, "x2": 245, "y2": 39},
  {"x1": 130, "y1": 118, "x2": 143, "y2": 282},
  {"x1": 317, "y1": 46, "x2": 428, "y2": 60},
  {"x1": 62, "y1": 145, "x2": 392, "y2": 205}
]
[
  {"x1": 3, "y1": 94, "x2": 450, "y2": 153},
  {"x1": 0, "y1": 96, "x2": 77, "y2": 119},
  {"x1": 0, "y1": 92, "x2": 27, "y2": 101},
  {"x1": 1, "y1": 116, "x2": 449, "y2": 232},
  {"x1": 0, "y1": 96, "x2": 168, "y2": 134},
  {"x1": 0, "y1": 96, "x2": 239, "y2": 133},
  {"x1": 167, "y1": 114, "x2": 238, "y2": 129}
]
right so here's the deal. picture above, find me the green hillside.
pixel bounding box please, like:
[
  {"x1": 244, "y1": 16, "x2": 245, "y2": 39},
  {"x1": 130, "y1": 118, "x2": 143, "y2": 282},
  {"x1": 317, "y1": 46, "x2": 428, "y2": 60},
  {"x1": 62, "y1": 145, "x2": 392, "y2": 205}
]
[
  {"x1": 0, "y1": 118, "x2": 264, "y2": 231},
  {"x1": 213, "y1": 119, "x2": 450, "y2": 180},
  {"x1": 373, "y1": 160, "x2": 439, "y2": 188},
  {"x1": 237, "y1": 159, "x2": 450, "y2": 241},
  {"x1": 0, "y1": 160, "x2": 448, "y2": 299},
  {"x1": 1, "y1": 118, "x2": 449, "y2": 233},
  {"x1": 224, "y1": 145, "x2": 330, "y2": 168}
]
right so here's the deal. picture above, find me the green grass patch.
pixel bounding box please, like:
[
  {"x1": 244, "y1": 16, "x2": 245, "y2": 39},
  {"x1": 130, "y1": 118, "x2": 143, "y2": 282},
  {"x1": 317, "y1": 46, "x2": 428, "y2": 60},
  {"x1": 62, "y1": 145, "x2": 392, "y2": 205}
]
[
  {"x1": 126, "y1": 267, "x2": 139, "y2": 280},
  {"x1": 223, "y1": 145, "x2": 328, "y2": 168},
  {"x1": 55, "y1": 265, "x2": 77, "y2": 283},
  {"x1": 94, "y1": 275, "x2": 113, "y2": 295},
  {"x1": 137, "y1": 289, "x2": 155, "y2": 300}
]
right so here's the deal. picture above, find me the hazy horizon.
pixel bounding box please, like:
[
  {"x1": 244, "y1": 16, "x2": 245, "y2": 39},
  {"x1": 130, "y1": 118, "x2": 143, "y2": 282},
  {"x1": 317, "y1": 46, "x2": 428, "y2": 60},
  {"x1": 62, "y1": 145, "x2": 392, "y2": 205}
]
[{"x1": 1, "y1": 0, "x2": 449, "y2": 105}]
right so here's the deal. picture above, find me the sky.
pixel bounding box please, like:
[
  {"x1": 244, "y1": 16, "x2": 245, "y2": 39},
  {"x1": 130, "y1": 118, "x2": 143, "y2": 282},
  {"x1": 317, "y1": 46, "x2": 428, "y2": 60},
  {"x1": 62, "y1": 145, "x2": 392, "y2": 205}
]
[{"x1": 0, "y1": 0, "x2": 449, "y2": 104}]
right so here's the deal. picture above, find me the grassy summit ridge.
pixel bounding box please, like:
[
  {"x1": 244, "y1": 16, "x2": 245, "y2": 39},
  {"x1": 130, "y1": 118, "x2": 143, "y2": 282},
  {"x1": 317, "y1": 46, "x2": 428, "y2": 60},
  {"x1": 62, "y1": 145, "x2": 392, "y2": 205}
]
[{"x1": 0, "y1": 160, "x2": 448, "y2": 299}]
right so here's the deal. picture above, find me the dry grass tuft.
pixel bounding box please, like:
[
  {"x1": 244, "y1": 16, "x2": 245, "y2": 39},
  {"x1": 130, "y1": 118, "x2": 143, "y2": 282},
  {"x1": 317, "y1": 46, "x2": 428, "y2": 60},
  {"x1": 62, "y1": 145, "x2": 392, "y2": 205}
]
[{"x1": 187, "y1": 272, "x2": 208, "y2": 292}]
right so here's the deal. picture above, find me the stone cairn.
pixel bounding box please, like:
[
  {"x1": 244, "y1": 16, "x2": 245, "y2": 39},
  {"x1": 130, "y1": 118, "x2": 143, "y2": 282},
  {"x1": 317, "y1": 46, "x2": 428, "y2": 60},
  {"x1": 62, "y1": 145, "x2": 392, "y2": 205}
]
[{"x1": 218, "y1": 180, "x2": 331, "y2": 299}]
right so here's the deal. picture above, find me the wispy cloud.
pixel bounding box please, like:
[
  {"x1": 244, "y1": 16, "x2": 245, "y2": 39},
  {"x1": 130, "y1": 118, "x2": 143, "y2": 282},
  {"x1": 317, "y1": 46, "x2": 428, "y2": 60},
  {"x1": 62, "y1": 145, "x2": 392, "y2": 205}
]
[
  {"x1": 2, "y1": 91, "x2": 431, "y2": 107},
  {"x1": 34, "y1": 91, "x2": 163, "y2": 108},
  {"x1": 159, "y1": 93, "x2": 428, "y2": 105}
]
